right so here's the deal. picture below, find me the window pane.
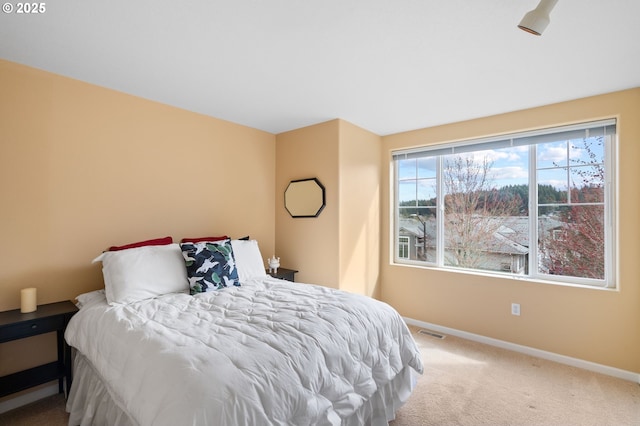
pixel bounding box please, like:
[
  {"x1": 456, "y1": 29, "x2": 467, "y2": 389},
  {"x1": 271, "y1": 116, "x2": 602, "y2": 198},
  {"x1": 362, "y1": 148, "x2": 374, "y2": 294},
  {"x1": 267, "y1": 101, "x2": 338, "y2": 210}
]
[
  {"x1": 398, "y1": 180, "x2": 417, "y2": 205},
  {"x1": 398, "y1": 158, "x2": 416, "y2": 180},
  {"x1": 538, "y1": 205, "x2": 605, "y2": 280},
  {"x1": 570, "y1": 137, "x2": 604, "y2": 166},
  {"x1": 538, "y1": 141, "x2": 568, "y2": 168},
  {"x1": 569, "y1": 181, "x2": 604, "y2": 203},
  {"x1": 417, "y1": 157, "x2": 436, "y2": 179},
  {"x1": 537, "y1": 169, "x2": 568, "y2": 204},
  {"x1": 416, "y1": 179, "x2": 437, "y2": 206},
  {"x1": 570, "y1": 165, "x2": 604, "y2": 190},
  {"x1": 442, "y1": 152, "x2": 529, "y2": 274},
  {"x1": 568, "y1": 137, "x2": 605, "y2": 203}
]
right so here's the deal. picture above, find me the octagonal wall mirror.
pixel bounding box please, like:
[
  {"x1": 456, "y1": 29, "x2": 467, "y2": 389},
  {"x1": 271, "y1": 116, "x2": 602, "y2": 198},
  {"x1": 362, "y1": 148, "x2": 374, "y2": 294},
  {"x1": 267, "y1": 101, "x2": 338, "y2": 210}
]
[{"x1": 284, "y1": 178, "x2": 326, "y2": 218}]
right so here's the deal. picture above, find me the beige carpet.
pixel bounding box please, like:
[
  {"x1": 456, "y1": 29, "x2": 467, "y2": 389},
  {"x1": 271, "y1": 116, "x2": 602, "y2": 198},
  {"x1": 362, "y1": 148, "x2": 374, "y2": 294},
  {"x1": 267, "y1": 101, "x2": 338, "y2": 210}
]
[
  {"x1": 1, "y1": 327, "x2": 638, "y2": 425},
  {"x1": 0, "y1": 392, "x2": 69, "y2": 426},
  {"x1": 392, "y1": 327, "x2": 640, "y2": 426}
]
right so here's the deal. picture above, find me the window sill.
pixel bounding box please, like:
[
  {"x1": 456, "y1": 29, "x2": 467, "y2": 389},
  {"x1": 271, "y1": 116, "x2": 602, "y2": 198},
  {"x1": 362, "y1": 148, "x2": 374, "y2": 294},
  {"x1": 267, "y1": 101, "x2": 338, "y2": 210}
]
[{"x1": 390, "y1": 260, "x2": 617, "y2": 292}]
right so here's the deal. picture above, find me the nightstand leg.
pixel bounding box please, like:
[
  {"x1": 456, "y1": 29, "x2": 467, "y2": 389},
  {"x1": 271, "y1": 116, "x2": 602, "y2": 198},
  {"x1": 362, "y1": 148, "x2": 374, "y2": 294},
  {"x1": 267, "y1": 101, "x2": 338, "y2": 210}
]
[{"x1": 57, "y1": 329, "x2": 64, "y2": 393}]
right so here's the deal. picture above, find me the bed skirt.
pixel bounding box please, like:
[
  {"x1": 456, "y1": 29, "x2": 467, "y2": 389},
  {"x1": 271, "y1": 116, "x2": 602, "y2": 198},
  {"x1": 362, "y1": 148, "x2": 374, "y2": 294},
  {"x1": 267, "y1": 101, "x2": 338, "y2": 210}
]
[
  {"x1": 67, "y1": 351, "x2": 418, "y2": 426},
  {"x1": 66, "y1": 353, "x2": 135, "y2": 426}
]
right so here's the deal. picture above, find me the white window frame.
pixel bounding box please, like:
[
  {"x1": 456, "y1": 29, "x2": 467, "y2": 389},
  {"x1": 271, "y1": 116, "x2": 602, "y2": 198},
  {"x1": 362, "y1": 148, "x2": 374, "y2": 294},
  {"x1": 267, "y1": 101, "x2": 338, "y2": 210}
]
[{"x1": 392, "y1": 119, "x2": 617, "y2": 289}]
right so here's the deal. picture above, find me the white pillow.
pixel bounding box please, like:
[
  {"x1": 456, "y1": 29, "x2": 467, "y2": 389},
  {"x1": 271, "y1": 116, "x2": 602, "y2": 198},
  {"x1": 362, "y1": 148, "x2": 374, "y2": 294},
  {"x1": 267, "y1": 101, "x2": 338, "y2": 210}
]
[
  {"x1": 92, "y1": 243, "x2": 189, "y2": 305},
  {"x1": 75, "y1": 289, "x2": 106, "y2": 308},
  {"x1": 231, "y1": 239, "x2": 268, "y2": 282}
]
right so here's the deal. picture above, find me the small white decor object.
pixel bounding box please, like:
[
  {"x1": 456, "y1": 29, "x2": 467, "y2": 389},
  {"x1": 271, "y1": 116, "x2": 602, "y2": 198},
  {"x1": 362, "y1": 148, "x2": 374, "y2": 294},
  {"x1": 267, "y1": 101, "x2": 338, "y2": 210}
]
[
  {"x1": 20, "y1": 287, "x2": 37, "y2": 313},
  {"x1": 267, "y1": 255, "x2": 280, "y2": 273}
]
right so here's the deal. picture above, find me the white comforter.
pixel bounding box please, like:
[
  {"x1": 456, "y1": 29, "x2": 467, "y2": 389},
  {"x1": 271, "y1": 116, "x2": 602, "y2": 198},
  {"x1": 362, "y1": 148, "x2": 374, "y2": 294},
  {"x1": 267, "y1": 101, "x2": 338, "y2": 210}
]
[{"x1": 65, "y1": 277, "x2": 423, "y2": 426}]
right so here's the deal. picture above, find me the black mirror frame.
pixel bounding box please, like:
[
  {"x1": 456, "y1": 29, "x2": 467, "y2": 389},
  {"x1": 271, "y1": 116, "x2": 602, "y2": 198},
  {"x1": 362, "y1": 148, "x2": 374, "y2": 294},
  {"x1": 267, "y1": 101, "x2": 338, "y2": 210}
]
[{"x1": 284, "y1": 178, "x2": 326, "y2": 218}]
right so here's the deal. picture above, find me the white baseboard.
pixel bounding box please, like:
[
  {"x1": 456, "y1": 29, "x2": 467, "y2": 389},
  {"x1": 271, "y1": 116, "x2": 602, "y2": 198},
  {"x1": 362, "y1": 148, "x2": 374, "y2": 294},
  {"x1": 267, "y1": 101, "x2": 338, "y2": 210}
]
[
  {"x1": 404, "y1": 317, "x2": 640, "y2": 384},
  {"x1": 0, "y1": 383, "x2": 59, "y2": 415}
]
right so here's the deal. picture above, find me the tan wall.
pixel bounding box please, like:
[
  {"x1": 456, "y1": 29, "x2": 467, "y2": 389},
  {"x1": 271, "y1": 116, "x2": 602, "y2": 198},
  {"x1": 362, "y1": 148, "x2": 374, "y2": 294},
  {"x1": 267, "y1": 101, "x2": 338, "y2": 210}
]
[
  {"x1": 0, "y1": 60, "x2": 276, "y2": 388},
  {"x1": 275, "y1": 120, "x2": 340, "y2": 287},
  {"x1": 338, "y1": 121, "x2": 381, "y2": 298},
  {"x1": 275, "y1": 120, "x2": 381, "y2": 298},
  {"x1": 380, "y1": 88, "x2": 640, "y2": 373}
]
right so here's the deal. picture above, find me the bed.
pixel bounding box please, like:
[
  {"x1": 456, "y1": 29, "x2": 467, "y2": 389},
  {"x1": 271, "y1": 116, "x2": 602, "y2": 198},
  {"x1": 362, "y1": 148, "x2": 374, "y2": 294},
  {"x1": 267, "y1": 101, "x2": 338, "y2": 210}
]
[{"x1": 64, "y1": 237, "x2": 423, "y2": 426}]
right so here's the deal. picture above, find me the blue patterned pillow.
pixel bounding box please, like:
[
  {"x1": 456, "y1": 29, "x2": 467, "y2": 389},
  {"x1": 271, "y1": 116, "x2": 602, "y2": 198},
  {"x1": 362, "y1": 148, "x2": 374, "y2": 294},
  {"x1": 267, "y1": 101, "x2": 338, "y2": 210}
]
[{"x1": 180, "y1": 239, "x2": 240, "y2": 294}]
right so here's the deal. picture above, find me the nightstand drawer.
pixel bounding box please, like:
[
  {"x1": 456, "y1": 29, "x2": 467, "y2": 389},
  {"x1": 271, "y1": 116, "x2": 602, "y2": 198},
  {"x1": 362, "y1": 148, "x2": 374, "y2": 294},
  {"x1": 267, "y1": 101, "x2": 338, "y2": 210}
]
[{"x1": 0, "y1": 316, "x2": 65, "y2": 342}]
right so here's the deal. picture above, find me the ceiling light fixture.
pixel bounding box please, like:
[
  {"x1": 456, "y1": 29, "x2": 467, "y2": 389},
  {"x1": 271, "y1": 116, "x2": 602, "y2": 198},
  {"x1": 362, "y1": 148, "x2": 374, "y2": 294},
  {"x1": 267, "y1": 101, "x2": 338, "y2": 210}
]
[{"x1": 518, "y1": 0, "x2": 558, "y2": 36}]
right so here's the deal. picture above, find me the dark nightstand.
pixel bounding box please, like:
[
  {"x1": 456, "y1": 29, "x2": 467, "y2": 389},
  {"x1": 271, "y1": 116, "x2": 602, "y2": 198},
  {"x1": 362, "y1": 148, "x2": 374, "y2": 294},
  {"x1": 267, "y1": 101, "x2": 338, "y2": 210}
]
[
  {"x1": 0, "y1": 300, "x2": 78, "y2": 398},
  {"x1": 266, "y1": 268, "x2": 298, "y2": 282}
]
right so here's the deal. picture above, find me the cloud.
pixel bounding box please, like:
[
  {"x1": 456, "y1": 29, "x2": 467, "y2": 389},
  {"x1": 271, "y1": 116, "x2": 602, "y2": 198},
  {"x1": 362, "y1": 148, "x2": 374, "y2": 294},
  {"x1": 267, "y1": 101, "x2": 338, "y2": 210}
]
[
  {"x1": 538, "y1": 145, "x2": 566, "y2": 163},
  {"x1": 490, "y1": 166, "x2": 529, "y2": 180},
  {"x1": 454, "y1": 147, "x2": 526, "y2": 166}
]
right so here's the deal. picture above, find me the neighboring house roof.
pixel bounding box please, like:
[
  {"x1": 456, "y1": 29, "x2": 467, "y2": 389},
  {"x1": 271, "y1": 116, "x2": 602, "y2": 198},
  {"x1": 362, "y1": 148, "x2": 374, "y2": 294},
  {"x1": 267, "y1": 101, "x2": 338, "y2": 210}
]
[
  {"x1": 398, "y1": 218, "x2": 437, "y2": 242},
  {"x1": 399, "y1": 215, "x2": 564, "y2": 256},
  {"x1": 488, "y1": 232, "x2": 529, "y2": 255}
]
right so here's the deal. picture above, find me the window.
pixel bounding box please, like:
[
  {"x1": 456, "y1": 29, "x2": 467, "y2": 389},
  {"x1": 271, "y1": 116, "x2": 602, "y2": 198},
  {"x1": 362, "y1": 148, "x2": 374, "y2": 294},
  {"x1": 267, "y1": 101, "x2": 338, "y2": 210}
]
[
  {"x1": 393, "y1": 119, "x2": 616, "y2": 288},
  {"x1": 398, "y1": 236, "x2": 409, "y2": 259}
]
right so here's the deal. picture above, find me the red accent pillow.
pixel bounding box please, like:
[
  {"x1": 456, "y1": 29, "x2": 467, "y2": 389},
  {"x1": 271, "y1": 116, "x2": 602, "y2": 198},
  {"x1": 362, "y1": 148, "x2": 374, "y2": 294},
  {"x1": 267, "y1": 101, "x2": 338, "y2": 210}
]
[
  {"x1": 108, "y1": 236, "x2": 173, "y2": 251},
  {"x1": 180, "y1": 236, "x2": 229, "y2": 243}
]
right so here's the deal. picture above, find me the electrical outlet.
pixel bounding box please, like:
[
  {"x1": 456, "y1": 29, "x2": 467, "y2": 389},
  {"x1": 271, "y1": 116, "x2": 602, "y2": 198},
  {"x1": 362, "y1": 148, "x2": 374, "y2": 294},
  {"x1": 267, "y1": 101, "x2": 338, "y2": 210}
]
[{"x1": 511, "y1": 303, "x2": 521, "y2": 316}]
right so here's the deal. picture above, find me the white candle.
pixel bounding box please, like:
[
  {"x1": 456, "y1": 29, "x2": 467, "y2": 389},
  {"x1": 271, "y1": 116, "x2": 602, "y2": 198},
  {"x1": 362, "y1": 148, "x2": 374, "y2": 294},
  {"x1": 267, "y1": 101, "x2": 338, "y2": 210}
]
[{"x1": 20, "y1": 287, "x2": 37, "y2": 313}]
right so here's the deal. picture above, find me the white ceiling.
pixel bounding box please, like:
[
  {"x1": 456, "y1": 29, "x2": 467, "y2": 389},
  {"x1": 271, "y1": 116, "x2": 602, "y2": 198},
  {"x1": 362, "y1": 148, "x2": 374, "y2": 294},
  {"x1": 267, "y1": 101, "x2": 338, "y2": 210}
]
[{"x1": 1, "y1": 1, "x2": 639, "y2": 136}]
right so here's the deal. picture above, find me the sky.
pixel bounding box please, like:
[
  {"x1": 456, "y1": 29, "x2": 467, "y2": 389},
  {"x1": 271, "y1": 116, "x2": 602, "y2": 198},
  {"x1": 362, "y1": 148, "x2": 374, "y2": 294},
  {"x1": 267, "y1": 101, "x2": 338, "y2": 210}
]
[{"x1": 398, "y1": 136, "x2": 606, "y2": 205}]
